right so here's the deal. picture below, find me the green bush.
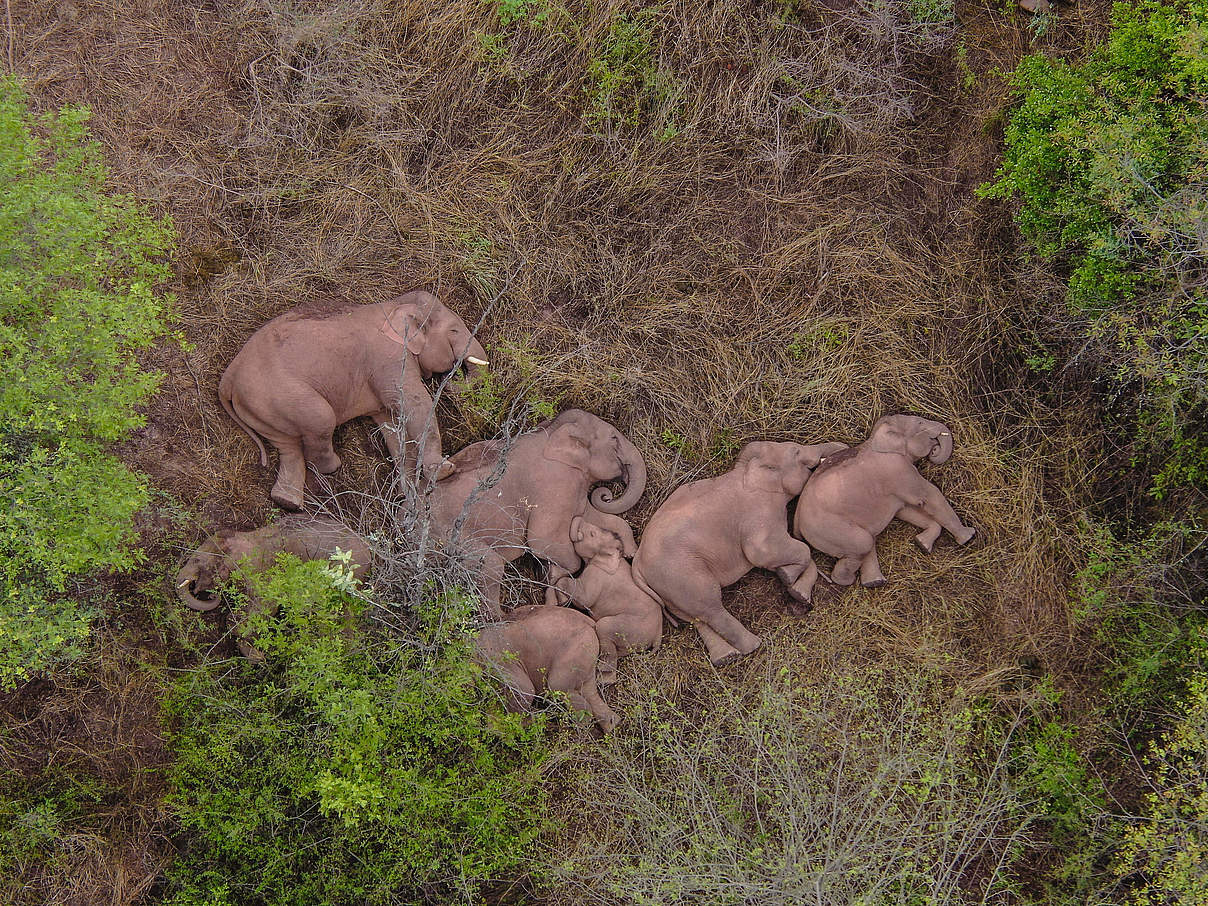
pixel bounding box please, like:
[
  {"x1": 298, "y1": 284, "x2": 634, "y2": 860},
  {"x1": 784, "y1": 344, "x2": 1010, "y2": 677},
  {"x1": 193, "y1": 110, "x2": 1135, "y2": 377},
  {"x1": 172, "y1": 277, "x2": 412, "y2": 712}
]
[
  {"x1": 584, "y1": 9, "x2": 682, "y2": 134},
  {"x1": 164, "y1": 555, "x2": 550, "y2": 906},
  {"x1": 1114, "y1": 661, "x2": 1208, "y2": 905},
  {"x1": 980, "y1": 0, "x2": 1208, "y2": 494},
  {"x1": 0, "y1": 76, "x2": 174, "y2": 687}
]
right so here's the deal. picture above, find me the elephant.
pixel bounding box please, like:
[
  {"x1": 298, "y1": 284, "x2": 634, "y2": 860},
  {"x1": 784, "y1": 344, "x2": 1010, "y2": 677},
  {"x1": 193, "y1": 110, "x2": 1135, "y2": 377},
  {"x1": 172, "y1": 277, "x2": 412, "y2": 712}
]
[
  {"x1": 631, "y1": 440, "x2": 848, "y2": 666},
  {"x1": 793, "y1": 414, "x2": 975, "y2": 593},
  {"x1": 546, "y1": 515, "x2": 663, "y2": 685},
  {"x1": 219, "y1": 290, "x2": 489, "y2": 511},
  {"x1": 475, "y1": 604, "x2": 620, "y2": 732},
  {"x1": 428, "y1": 408, "x2": 646, "y2": 618},
  {"x1": 175, "y1": 515, "x2": 372, "y2": 660}
]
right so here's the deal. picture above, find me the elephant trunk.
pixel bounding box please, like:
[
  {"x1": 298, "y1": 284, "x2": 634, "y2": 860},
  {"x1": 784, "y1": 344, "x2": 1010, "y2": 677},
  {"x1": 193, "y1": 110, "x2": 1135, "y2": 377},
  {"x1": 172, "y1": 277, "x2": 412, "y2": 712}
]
[
  {"x1": 929, "y1": 425, "x2": 953, "y2": 465},
  {"x1": 176, "y1": 564, "x2": 221, "y2": 612},
  {"x1": 590, "y1": 435, "x2": 647, "y2": 514}
]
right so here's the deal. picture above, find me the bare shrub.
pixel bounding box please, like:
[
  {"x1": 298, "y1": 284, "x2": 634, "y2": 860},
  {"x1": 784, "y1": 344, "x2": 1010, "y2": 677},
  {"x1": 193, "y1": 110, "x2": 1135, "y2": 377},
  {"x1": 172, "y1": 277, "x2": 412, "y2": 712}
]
[{"x1": 544, "y1": 658, "x2": 1032, "y2": 906}]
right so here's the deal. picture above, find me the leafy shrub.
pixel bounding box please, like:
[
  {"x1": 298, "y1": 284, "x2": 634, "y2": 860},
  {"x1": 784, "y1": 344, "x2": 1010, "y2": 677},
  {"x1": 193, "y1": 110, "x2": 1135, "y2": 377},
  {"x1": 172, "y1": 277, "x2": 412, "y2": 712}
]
[
  {"x1": 0, "y1": 76, "x2": 174, "y2": 687},
  {"x1": 980, "y1": 0, "x2": 1208, "y2": 494},
  {"x1": 545, "y1": 662, "x2": 1033, "y2": 905},
  {"x1": 164, "y1": 555, "x2": 550, "y2": 906},
  {"x1": 583, "y1": 9, "x2": 682, "y2": 134},
  {"x1": 1114, "y1": 661, "x2": 1208, "y2": 905}
]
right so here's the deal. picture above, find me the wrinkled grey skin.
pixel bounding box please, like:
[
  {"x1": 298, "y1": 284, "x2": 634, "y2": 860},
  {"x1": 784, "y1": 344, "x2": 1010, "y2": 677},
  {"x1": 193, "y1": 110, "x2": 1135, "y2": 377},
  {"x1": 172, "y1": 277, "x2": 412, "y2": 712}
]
[
  {"x1": 547, "y1": 516, "x2": 662, "y2": 685},
  {"x1": 175, "y1": 515, "x2": 372, "y2": 660},
  {"x1": 429, "y1": 409, "x2": 647, "y2": 617},
  {"x1": 219, "y1": 290, "x2": 489, "y2": 510},
  {"x1": 793, "y1": 414, "x2": 975, "y2": 595},
  {"x1": 475, "y1": 604, "x2": 619, "y2": 732},
  {"x1": 632, "y1": 440, "x2": 848, "y2": 666}
]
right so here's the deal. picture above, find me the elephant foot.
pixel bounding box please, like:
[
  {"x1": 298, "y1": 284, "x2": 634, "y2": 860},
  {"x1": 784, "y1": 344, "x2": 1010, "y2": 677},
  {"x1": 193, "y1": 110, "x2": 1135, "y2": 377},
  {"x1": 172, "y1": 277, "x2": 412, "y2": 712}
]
[
  {"x1": 270, "y1": 485, "x2": 305, "y2": 512},
  {"x1": 955, "y1": 526, "x2": 977, "y2": 546},
  {"x1": 598, "y1": 666, "x2": 618, "y2": 686},
  {"x1": 914, "y1": 534, "x2": 936, "y2": 554},
  {"x1": 861, "y1": 576, "x2": 887, "y2": 589},
  {"x1": 236, "y1": 638, "x2": 266, "y2": 662},
  {"x1": 710, "y1": 648, "x2": 741, "y2": 667},
  {"x1": 434, "y1": 459, "x2": 457, "y2": 481},
  {"x1": 785, "y1": 581, "x2": 813, "y2": 606}
]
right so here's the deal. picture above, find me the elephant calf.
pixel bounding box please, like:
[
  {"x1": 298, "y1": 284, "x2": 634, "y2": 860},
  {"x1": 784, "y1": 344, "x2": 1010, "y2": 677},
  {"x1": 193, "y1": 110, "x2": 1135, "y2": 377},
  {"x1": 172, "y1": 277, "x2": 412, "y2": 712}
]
[
  {"x1": 794, "y1": 414, "x2": 976, "y2": 595},
  {"x1": 475, "y1": 605, "x2": 619, "y2": 733},
  {"x1": 547, "y1": 516, "x2": 663, "y2": 685},
  {"x1": 632, "y1": 440, "x2": 848, "y2": 666},
  {"x1": 175, "y1": 515, "x2": 372, "y2": 660}
]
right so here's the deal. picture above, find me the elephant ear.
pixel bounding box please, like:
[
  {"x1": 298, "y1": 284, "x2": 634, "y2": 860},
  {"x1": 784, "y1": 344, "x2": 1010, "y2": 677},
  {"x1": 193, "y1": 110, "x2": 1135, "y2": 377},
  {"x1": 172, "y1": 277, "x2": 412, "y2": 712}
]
[
  {"x1": 738, "y1": 443, "x2": 785, "y2": 494},
  {"x1": 382, "y1": 305, "x2": 428, "y2": 355},
  {"x1": 544, "y1": 422, "x2": 591, "y2": 470}
]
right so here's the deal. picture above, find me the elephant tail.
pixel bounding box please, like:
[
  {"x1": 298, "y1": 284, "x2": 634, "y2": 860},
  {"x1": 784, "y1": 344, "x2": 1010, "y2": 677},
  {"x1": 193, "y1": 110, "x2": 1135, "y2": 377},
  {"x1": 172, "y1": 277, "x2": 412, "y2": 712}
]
[
  {"x1": 630, "y1": 563, "x2": 682, "y2": 629},
  {"x1": 219, "y1": 374, "x2": 269, "y2": 467}
]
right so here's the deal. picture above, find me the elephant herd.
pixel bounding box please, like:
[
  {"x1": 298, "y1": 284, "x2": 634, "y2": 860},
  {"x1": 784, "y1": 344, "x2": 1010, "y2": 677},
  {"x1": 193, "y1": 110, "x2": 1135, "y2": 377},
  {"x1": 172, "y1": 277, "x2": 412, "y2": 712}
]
[{"x1": 177, "y1": 291, "x2": 976, "y2": 731}]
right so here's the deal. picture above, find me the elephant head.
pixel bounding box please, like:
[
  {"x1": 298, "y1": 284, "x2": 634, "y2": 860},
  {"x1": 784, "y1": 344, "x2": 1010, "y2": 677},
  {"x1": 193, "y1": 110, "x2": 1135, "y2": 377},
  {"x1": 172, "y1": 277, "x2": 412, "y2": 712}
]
[
  {"x1": 739, "y1": 441, "x2": 849, "y2": 496},
  {"x1": 175, "y1": 530, "x2": 243, "y2": 611},
  {"x1": 542, "y1": 409, "x2": 647, "y2": 514},
  {"x1": 385, "y1": 291, "x2": 489, "y2": 379},
  {"x1": 870, "y1": 414, "x2": 953, "y2": 464},
  {"x1": 570, "y1": 515, "x2": 625, "y2": 561}
]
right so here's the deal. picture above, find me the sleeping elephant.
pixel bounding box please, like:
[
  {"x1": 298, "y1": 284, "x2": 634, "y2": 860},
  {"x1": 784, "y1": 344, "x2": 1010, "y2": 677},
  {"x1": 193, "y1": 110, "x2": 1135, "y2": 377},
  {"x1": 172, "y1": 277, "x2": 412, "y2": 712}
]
[
  {"x1": 175, "y1": 515, "x2": 372, "y2": 660},
  {"x1": 475, "y1": 603, "x2": 619, "y2": 733},
  {"x1": 793, "y1": 414, "x2": 975, "y2": 595},
  {"x1": 631, "y1": 440, "x2": 848, "y2": 666},
  {"x1": 219, "y1": 290, "x2": 488, "y2": 510},
  {"x1": 428, "y1": 409, "x2": 646, "y2": 617}
]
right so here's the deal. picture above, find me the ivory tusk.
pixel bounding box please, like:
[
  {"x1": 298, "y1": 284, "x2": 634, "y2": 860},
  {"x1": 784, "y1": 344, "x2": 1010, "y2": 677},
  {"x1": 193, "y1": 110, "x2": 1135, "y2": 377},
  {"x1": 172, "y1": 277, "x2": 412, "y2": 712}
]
[
  {"x1": 939, "y1": 432, "x2": 950, "y2": 436},
  {"x1": 177, "y1": 579, "x2": 191, "y2": 588},
  {"x1": 466, "y1": 356, "x2": 489, "y2": 367}
]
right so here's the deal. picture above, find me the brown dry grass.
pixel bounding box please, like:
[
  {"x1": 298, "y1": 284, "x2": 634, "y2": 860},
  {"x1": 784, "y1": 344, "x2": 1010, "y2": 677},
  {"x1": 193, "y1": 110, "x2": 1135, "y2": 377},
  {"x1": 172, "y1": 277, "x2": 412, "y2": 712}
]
[{"x1": 2, "y1": 0, "x2": 1120, "y2": 901}]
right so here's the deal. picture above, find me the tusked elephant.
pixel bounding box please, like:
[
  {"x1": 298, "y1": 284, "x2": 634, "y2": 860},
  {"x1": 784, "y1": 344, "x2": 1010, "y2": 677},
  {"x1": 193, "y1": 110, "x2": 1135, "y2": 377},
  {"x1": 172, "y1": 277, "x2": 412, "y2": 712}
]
[
  {"x1": 547, "y1": 516, "x2": 663, "y2": 685},
  {"x1": 631, "y1": 440, "x2": 848, "y2": 666},
  {"x1": 219, "y1": 290, "x2": 488, "y2": 511},
  {"x1": 429, "y1": 409, "x2": 646, "y2": 618},
  {"x1": 175, "y1": 515, "x2": 372, "y2": 660},
  {"x1": 793, "y1": 414, "x2": 975, "y2": 593},
  {"x1": 475, "y1": 603, "x2": 619, "y2": 733}
]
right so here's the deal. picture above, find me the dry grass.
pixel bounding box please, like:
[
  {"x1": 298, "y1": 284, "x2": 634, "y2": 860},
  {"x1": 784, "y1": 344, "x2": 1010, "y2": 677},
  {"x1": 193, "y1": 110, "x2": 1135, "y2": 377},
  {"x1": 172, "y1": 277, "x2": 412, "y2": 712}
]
[{"x1": 1, "y1": 0, "x2": 1122, "y2": 901}]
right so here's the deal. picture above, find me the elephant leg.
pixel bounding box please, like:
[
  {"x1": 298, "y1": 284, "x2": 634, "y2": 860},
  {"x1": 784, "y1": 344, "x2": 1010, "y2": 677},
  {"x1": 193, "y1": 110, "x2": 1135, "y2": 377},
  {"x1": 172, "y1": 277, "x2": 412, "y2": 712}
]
[
  {"x1": 693, "y1": 620, "x2": 742, "y2": 666},
  {"x1": 579, "y1": 679, "x2": 619, "y2": 733},
  {"x1": 786, "y1": 559, "x2": 818, "y2": 614},
  {"x1": 859, "y1": 546, "x2": 887, "y2": 588},
  {"x1": 594, "y1": 617, "x2": 622, "y2": 685},
  {"x1": 913, "y1": 479, "x2": 976, "y2": 545},
  {"x1": 302, "y1": 432, "x2": 341, "y2": 474},
  {"x1": 744, "y1": 531, "x2": 817, "y2": 603},
  {"x1": 371, "y1": 410, "x2": 404, "y2": 460},
  {"x1": 832, "y1": 556, "x2": 862, "y2": 585},
  {"x1": 501, "y1": 666, "x2": 537, "y2": 713},
  {"x1": 668, "y1": 572, "x2": 761, "y2": 662},
  {"x1": 270, "y1": 439, "x2": 308, "y2": 511},
  {"x1": 898, "y1": 505, "x2": 943, "y2": 553}
]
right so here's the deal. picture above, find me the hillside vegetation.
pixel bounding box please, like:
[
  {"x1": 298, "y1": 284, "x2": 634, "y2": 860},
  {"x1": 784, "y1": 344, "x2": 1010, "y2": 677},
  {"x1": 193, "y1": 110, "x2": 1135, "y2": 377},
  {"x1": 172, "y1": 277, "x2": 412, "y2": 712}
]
[{"x1": 0, "y1": 0, "x2": 1205, "y2": 904}]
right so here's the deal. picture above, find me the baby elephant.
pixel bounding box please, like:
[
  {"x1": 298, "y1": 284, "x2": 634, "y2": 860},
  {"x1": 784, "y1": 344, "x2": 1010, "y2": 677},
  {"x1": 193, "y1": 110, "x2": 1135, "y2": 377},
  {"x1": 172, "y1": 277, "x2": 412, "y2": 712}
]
[
  {"x1": 175, "y1": 515, "x2": 372, "y2": 660},
  {"x1": 794, "y1": 413, "x2": 976, "y2": 595},
  {"x1": 548, "y1": 516, "x2": 663, "y2": 685},
  {"x1": 475, "y1": 605, "x2": 619, "y2": 733}
]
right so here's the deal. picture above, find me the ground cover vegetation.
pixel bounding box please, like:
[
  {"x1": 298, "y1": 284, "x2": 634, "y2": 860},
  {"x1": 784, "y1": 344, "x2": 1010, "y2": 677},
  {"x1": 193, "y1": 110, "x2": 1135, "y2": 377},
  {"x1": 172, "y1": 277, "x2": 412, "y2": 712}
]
[{"x1": 0, "y1": 0, "x2": 1206, "y2": 903}]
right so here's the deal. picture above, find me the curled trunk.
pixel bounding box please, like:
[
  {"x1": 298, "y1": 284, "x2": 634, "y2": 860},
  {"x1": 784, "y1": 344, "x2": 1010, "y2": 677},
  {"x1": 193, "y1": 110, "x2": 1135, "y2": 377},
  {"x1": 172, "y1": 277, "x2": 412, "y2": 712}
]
[
  {"x1": 591, "y1": 434, "x2": 647, "y2": 514},
  {"x1": 929, "y1": 425, "x2": 953, "y2": 465},
  {"x1": 176, "y1": 565, "x2": 221, "y2": 612}
]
